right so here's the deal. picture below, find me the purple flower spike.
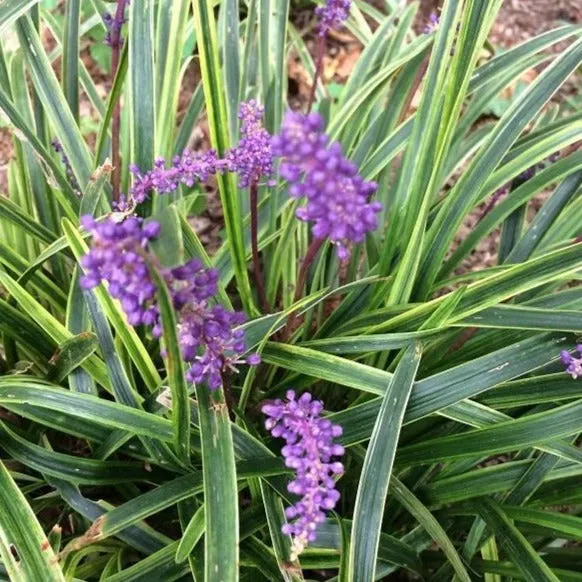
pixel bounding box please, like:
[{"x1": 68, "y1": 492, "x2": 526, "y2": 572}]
[
  {"x1": 561, "y1": 346, "x2": 582, "y2": 379},
  {"x1": 130, "y1": 150, "x2": 223, "y2": 203},
  {"x1": 315, "y1": 0, "x2": 351, "y2": 37},
  {"x1": 179, "y1": 305, "x2": 256, "y2": 390},
  {"x1": 225, "y1": 100, "x2": 275, "y2": 188},
  {"x1": 272, "y1": 111, "x2": 381, "y2": 260},
  {"x1": 80, "y1": 215, "x2": 160, "y2": 328},
  {"x1": 167, "y1": 260, "x2": 259, "y2": 389},
  {"x1": 263, "y1": 391, "x2": 344, "y2": 559}
]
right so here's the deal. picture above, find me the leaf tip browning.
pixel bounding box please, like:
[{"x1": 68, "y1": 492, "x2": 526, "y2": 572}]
[{"x1": 59, "y1": 516, "x2": 105, "y2": 559}]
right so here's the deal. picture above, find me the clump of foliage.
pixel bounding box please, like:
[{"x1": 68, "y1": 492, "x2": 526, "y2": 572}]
[{"x1": 0, "y1": 0, "x2": 581, "y2": 580}]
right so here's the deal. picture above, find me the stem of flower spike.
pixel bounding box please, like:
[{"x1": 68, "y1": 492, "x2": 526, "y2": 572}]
[
  {"x1": 250, "y1": 180, "x2": 271, "y2": 313},
  {"x1": 307, "y1": 35, "x2": 325, "y2": 113},
  {"x1": 110, "y1": 0, "x2": 128, "y2": 203},
  {"x1": 284, "y1": 237, "x2": 325, "y2": 338},
  {"x1": 294, "y1": 237, "x2": 325, "y2": 304}
]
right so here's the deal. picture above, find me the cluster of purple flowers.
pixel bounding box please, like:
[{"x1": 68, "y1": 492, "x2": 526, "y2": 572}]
[
  {"x1": 180, "y1": 305, "x2": 260, "y2": 389},
  {"x1": 224, "y1": 100, "x2": 275, "y2": 188},
  {"x1": 126, "y1": 102, "x2": 381, "y2": 263},
  {"x1": 130, "y1": 150, "x2": 222, "y2": 203},
  {"x1": 80, "y1": 216, "x2": 160, "y2": 326},
  {"x1": 561, "y1": 346, "x2": 582, "y2": 380},
  {"x1": 272, "y1": 111, "x2": 381, "y2": 260},
  {"x1": 52, "y1": 139, "x2": 80, "y2": 193},
  {"x1": 168, "y1": 258, "x2": 260, "y2": 389},
  {"x1": 315, "y1": 0, "x2": 351, "y2": 37},
  {"x1": 262, "y1": 390, "x2": 344, "y2": 559},
  {"x1": 80, "y1": 216, "x2": 259, "y2": 389}
]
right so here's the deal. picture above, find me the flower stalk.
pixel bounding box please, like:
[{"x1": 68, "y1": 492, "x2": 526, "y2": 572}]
[
  {"x1": 307, "y1": 35, "x2": 325, "y2": 113},
  {"x1": 108, "y1": 0, "x2": 129, "y2": 202},
  {"x1": 250, "y1": 180, "x2": 270, "y2": 313}
]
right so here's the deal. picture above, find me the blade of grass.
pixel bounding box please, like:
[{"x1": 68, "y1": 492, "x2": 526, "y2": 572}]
[
  {"x1": 0, "y1": 459, "x2": 65, "y2": 581},
  {"x1": 195, "y1": 384, "x2": 239, "y2": 581},
  {"x1": 0, "y1": 378, "x2": 173, "y2": 440},
  {"x1": 396, "y1": 398, "x2": 582, "y2": 466},
  {"x1": 155, "y1": 0, "x2": 190, "y2": 161},
  {"x1": 62, "y1": 0, "x2": 80, "y2": 121},
  {"x1": 418, "y1": 35, "x2": 582, "y2": 297},
  {"x1": 0, "y1": 271, "x2": 111, "y2": 389},
  {"x1": 348, "y1": 344, "x2": 421, "y2": 582},
  {"x1": 0, "y1": 0, "x2": 40, "y2": 32},
  {"x1": 129, "y1": 0, "x2": 155, "y2": 172},
  {"x1": 16, "y1": 15, "x2": 93, "y2": 188},
  {"x1": 148, "y1": 265, "x2": 190, "y2": 463},
  {"x1": 390, "y1": 477, "x2": 470, "y2": 581}
]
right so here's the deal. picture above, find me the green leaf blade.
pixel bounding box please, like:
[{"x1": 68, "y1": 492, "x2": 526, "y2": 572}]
[{"x1": 348, "y1": 344, "x2": 422, "y2": 582}]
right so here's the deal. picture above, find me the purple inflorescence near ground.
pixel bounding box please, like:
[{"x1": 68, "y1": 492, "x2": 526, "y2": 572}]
[
  {"x1": 262, "y1": 390, "x2": 344, "y2": 559},
  {"x1": 315, "y1": 0, "x2": 351, "y2": 37},
  {"x1": 561, "y1": 346, "x2": 582, "y2": 379},
  {"x1": 80, "y1": 216, "x2": 259, "y2": 389},
  {"x1": 272, "y1": 111, "x2": 381, "y2": 260}
]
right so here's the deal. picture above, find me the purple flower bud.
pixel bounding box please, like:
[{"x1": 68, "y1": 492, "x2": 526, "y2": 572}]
[
  {"x1": 247, "y1": 353, "x2": 261, "y2": 366},
  {"x1": 262, "y1": 391, "x2": 344, "y2": 559},
  {"x1": 102, "y1": 1, "x2": 129, "y2": 47},
  {"x1": 548, "y1": 151, "x2": 561, "y2": 163}
]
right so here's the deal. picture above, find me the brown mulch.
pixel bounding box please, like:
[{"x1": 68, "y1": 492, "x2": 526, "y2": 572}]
[{"x1": 490, "y1": 0, "x2": 581, "y2": 48}]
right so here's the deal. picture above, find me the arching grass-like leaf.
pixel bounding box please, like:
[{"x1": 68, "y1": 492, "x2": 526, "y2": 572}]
[
  {"x1": 195, "y1": 385, "x2": 239, "y2": 582},
  {"x1": 348, "y1": 344, "x2": 421, "y2": 582}
]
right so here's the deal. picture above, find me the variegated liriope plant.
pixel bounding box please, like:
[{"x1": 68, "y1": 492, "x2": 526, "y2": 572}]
[{"x1": 0, "y1": 0, "x2": 581, "y2": 580}]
